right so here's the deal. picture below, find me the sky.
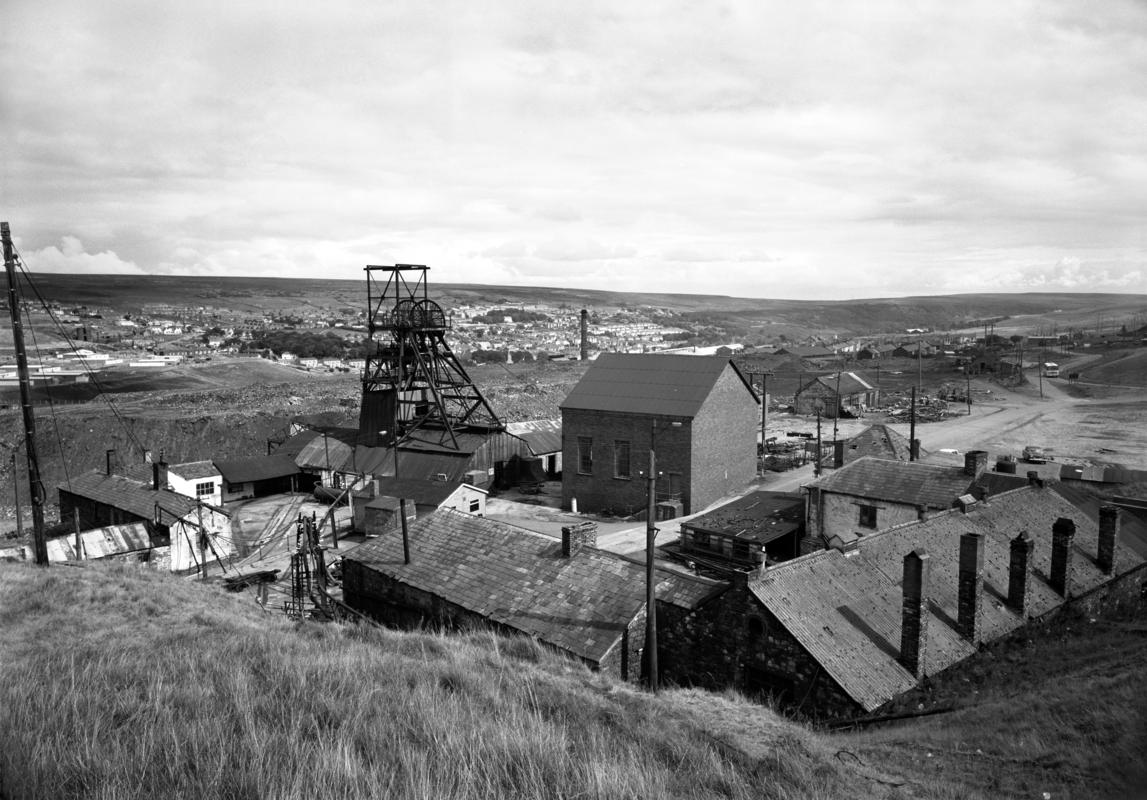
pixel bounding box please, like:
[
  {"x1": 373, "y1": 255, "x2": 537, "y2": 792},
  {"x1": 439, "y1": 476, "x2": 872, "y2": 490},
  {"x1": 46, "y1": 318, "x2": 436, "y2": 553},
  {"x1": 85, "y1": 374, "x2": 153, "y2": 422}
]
[{"x1": 3, "y1": 1, "x2": 1146, "y2": 300}]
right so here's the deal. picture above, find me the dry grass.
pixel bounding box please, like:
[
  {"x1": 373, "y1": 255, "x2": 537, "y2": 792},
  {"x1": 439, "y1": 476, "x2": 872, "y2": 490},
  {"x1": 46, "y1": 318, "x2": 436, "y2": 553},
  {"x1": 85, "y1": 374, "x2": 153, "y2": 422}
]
[
  {"x1": 4, "y1": 561, "x2": 1143, "y2": 800},
  {"x1": 0, "y1": 562, "x2": 863, "y2": 800}
]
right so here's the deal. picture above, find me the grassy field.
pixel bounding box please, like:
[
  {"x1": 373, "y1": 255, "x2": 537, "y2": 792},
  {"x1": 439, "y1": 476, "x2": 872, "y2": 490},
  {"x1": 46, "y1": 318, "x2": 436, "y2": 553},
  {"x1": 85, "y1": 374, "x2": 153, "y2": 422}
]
[{"x1": 2, "y1": 561, "x2": 1146, "y2": 799}]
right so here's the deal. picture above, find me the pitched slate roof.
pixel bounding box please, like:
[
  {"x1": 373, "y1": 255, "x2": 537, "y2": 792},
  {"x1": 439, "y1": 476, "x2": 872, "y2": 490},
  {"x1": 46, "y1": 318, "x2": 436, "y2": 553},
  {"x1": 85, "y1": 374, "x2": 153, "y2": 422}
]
[
  {"x1": 61, "y1": 471, "x2": 203, "y2": 521},
  {"x1": 348, "y1": 509, "x2": 726, "y2": 665},
  {"x1": 167, "y1": 460, "x2": 220, "y2": 481},
  {"x1": 214, "y1": 455, "x2": 299, "y2": 484},
  {"x1": 751, "y1": 485, "x2": 1144, "y2": 712},
  {"x1": 683, "y1": 491, "x2": 804, "y2": 545},
  {"x1": 809, "y1": 456, "x2": 973, "y2": 510},
  {"x1": 560, "y1": 353, "x2": 756, "y2": 418},
  {"x1": 842, "y1": 425, "x2": 924, "y2": 463}
]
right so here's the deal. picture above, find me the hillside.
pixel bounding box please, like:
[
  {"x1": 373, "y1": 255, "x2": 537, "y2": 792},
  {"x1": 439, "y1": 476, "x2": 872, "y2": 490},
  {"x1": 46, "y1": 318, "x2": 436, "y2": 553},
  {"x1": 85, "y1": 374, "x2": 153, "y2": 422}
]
[
  {"x1": 2, "y1": 561, "x2": 1145, "y2": 799},
  {"x1": 11, "y1": 272, "x2": 1146, "y2": 337}
]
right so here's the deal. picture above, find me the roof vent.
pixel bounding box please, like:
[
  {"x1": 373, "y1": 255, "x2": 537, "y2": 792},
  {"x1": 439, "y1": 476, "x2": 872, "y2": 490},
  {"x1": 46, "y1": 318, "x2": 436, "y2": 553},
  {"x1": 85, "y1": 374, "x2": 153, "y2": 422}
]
[
  {"x1": 828, "y1": 530, "x2": 860, "y2": 556},
  {"x1": 956, "y1": 494, "x2": 977, "y2": 513}
]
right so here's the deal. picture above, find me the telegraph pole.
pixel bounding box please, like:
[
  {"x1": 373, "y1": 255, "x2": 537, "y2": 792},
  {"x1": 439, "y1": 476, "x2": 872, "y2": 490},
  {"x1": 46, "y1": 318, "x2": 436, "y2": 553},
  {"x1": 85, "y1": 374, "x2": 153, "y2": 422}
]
[
  {"x1": 645, "y1": 440, "x2": 658, "y2": 692},
  {"x1": 3, "y1": 222, "x2": 48, "y2": 565}
]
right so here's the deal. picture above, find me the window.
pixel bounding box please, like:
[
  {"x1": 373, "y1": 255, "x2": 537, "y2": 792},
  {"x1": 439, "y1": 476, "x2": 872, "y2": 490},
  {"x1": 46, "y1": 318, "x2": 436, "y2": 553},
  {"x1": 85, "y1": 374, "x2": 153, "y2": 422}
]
[
  {"x1": 577, "y1": 436, "x2": 593, "y2": 474},
  {"x1": 469, "y1": 499, "x2": 481, "y2": 513},
  {"x1": 613, "y1": 440, "x2": 631, "y2": 479},
  {"x1": 195, "y1": 481, "x2": 214, "y2": 498},
  {"x1": 858, "y1": 504, "x2": 878, "y2": 529}
]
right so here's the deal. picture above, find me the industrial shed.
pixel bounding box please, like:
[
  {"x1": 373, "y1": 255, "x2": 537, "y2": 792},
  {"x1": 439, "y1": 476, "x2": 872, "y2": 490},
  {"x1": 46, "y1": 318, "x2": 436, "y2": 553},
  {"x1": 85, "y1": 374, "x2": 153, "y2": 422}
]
[{"x1": 215, "y1": 455, "x2": 302, "y2": 502}]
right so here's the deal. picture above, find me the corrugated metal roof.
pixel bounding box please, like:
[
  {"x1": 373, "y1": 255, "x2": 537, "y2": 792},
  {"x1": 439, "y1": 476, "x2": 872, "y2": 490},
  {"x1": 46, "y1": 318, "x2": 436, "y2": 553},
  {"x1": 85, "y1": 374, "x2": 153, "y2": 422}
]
[
  {"x1": 167, "y1": 460, "x2": 220, "y2": 481},
  {"x1": 294, "y1": 436, "x2": 355, "y2": 472},
  {"x1": 559, "y1": 353, "x2": 755, "y2": 418},
  {"x1": 842, "y1": 425, "x2": 924, "y2": 463},
  {"x1": 506, "y1": 419, "x2": 563, "y2": 456},
  {"x1": 349, "y1": 509, "x2": 725, "y2": 664},
  {"x1": 683, "y1": 491, "x2": 804, "y2": 545},
  {"x1": 371, "y1": 477, "x2": 475, "y2": 507},
  {"x1": 751, "y1": 485, "x2": 1145, "y2": 712},
  {"x1": 44, "y1": 522, "x2": 153, "y2": 561},
  {"x1": 214, "y1": 455, "x2": 300, "y2": 484},
  {"x1": 61, "y1": 471, "x2": 202, "y2": 521},
  {"x1": 809, "y1": 456, "x2": 973, "y2": 510}
]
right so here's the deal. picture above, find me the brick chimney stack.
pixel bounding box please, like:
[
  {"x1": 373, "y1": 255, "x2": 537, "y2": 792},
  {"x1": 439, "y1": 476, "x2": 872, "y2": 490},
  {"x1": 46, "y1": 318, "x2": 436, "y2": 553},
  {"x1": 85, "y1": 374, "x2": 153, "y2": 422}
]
[
  {"x1": 957, "y1": 533, "x2": 984, "y2": 643},
  {"x1": 561, "y1": 521, "x2": 597, "y2": 557},
  {"x1": 152, "y1": 450, "x2": 169, "y2": 491},
  {"x1": 1007, "y1": 531, "x2": 1034, "y2": 615},
  {"x1": 1050, "y1": 517, "x2": 1076, "y2": 597},
  {"x1": 1098, "y1": 505, "x2": 1120, "y2": 576},
  {"x1": 964, "y1": 450, "x2": 988, "y2": 478},
  {"x1": 580, "y1": 309, "x2": 589, "y2": 361},
  {"x1": 900, "y1": 549, "x2": 931, "y2": 677}
]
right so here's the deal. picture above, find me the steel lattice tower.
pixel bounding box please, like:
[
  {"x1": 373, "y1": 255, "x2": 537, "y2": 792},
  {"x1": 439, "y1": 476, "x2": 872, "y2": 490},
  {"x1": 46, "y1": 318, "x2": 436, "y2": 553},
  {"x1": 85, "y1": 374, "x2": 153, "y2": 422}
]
[{"x1": 359, "y1": 264, "x2": 502, "y2": 451}]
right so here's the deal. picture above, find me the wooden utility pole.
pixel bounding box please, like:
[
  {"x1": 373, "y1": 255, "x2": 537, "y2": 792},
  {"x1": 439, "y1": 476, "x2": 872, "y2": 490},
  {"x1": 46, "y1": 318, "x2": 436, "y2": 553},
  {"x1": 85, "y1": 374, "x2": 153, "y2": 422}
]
[
  {"x1": 11, "y1": 453, "x2": 22, "y2": 546},
  {"x1": 909, "y1": 386, "x2": 917, "y2": 462},
  {"x1": 74, "y1": 508, "x2": 83, "y2": 560},
  {"x1": 3, "y1": 222, "x2": 48, "y2": 565},
  {"x1": 644, "y1": 440, "x2": 658, "y2": 692}
]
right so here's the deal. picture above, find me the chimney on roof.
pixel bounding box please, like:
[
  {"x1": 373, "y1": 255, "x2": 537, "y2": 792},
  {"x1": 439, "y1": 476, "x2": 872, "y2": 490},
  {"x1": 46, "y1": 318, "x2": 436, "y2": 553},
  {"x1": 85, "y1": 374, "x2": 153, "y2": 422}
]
[
  {"x1": 561, "y1": 521, "x2": 597, "y2": 557},
  {"x1": 1050, "y1": 517, "x2": 1076, "y2": 597},
  {"x1": 1027, "y1": 471, "x2": 1043, "y2": 488},
  {"x1": 910, "y1": 439, "x2": 921, "y2": 460},
  {"x1": 964, "y1": 450, "x2": 988, "y2": 478},
  {"x1": 580, "y1": 309, "x2": 588, "y2": 361},
  {"x1": 900, "y1": 549, "x2": 931, "y2": 678},
  {"x1": 957, "y1": 533, "x2": 984, "y2": 643},
  {"x1": 1007, "y1": 531, "x2": 1034, "y2": 615},
  {"x1": 152, "y1": 450, "x2": 169, "y2": 491},
  {"x1": 832, "y1": 440, "x2": 845, "y2": 469},
  {"x1": 1098, "y1": 505, "x2": 1120, "y2": 576},
  {"x1": 106, "y1": 449, "x2": 117, "y2": 476}
]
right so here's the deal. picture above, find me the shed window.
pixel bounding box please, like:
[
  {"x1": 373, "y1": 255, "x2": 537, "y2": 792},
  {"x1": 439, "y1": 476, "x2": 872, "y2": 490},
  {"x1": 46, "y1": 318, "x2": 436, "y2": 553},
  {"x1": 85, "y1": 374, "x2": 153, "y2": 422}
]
[
  {"x1": 613, "y1": 440, "x2": 631, "y2": 479},
  {"x1": 577, "y1": 437, "x2": 593, "y2": 475},
  {"x1": 194, "y1": 481, "x2": 214, "y2": 498},
  {"x1": 858, "y1": 504, "x2": 878, "y2": 529},
  {"x1": 469, "y1": 499, "x2": 480, "y2": 513}
]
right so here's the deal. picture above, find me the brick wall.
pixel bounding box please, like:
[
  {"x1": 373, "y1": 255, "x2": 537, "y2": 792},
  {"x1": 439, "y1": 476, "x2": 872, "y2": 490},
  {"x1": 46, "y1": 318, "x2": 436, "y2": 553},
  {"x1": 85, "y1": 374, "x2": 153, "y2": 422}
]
[
  {"x1": 689, "y1": 367, "x2": 758, "y2": 514},
  {"x1": 561, "y1": 409, "x2": 694, "y2": 515}
]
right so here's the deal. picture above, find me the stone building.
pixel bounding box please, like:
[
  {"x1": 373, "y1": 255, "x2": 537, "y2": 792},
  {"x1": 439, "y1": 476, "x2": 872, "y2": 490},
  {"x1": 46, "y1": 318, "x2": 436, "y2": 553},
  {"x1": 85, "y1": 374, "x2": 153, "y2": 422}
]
[
  {"x1": 343, "y1": 510, "x2": 724, "y2": 682},
  {"x1": 559, "y1": 353, "x2": 758, "y2": 516}
]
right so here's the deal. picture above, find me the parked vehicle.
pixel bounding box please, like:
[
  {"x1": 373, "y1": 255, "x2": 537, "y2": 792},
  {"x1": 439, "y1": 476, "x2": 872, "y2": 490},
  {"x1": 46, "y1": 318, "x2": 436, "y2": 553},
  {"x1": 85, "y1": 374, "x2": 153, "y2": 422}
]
[{"x1": 1022, "y1": 445, "x2": 1049, "y2": 464}]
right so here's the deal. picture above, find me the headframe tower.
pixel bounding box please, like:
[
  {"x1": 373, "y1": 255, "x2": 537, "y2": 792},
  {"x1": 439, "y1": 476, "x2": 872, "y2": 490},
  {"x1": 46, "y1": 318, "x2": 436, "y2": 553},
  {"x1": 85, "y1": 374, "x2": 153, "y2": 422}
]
[{"x1": 359, "y1": 264, "x2": 502, "y2": 451}]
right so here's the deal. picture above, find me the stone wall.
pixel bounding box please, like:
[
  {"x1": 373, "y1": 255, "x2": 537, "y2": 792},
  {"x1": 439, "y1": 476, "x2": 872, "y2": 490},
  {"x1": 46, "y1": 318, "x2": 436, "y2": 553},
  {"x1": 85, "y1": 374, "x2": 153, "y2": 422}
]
[{"x1": 816, "y1": 491, "x2": 922, "y2": 540}]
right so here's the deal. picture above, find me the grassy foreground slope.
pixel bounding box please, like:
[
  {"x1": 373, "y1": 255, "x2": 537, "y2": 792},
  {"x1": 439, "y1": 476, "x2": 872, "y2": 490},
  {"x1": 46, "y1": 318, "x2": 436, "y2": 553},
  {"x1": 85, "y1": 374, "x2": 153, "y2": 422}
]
[
  {"x1": 3, "y1": 561, "x2": 1145, "y2": 799},
  {"x1": 0, "y1": 562, "x2": 859, "y2": 800}
]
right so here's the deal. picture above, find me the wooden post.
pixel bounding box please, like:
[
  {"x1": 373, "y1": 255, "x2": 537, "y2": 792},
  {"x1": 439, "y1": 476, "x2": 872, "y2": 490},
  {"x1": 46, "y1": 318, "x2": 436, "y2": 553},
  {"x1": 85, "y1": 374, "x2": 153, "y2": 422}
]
[
  {"x1": 74, "y1": 507, "x2": 83, "y2": 560},
  {"x1": 12, "y1": 452, "x2": 22, "y2": 546},
  {"x1": 197, "y1": 503, "x2": 207, "y2": 580},
  {"x1": 645, "y1": 441, "x2": 658, "y2": 692},
  {"x1": 909, "y1": 386, "x2": 917, "y2": 461}
]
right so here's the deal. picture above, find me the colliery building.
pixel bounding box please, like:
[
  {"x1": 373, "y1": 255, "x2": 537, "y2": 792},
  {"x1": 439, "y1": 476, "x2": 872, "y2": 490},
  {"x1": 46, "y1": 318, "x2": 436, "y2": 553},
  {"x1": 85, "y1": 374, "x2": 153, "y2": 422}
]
[{"x1": 559, "y1": 353, "x2": 759, "y2": 517}]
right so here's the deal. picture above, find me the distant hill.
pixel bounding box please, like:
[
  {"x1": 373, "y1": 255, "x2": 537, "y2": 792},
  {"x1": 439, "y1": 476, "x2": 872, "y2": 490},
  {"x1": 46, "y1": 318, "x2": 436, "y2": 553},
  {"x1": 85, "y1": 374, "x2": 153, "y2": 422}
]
[{"x1": 11, "y1": 272, "x2": 1147, "y2": 338}]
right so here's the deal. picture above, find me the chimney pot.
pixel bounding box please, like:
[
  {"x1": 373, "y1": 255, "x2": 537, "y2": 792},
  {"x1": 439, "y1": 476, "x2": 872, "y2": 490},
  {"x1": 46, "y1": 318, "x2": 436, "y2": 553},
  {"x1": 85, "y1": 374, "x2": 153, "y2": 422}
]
[
  {"x1": 561, "y1": 521, "x2": 597, "y2": 557},
  {"x1": 1027, "y1": 471, "x2": 1043, "y2": 488}
]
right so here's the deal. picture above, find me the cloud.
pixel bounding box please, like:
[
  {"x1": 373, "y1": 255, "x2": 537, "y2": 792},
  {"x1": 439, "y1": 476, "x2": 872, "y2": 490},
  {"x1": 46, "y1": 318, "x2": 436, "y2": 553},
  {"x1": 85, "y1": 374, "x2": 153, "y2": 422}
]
[
  {"x1": 3, "y1": 0, "x2": 1147, "y2": 299},
  {"x1": 21, "y1": 237, "x2": 145, "y2": 275}
]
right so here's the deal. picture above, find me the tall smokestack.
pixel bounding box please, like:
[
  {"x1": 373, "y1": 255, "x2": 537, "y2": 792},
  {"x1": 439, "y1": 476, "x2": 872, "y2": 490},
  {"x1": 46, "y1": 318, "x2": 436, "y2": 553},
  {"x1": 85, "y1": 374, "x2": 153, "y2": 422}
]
[{"x1": 580, "y1": 309, "x2": 588, "y2": 361}]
